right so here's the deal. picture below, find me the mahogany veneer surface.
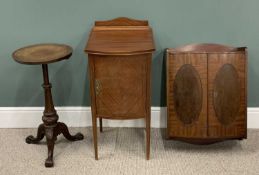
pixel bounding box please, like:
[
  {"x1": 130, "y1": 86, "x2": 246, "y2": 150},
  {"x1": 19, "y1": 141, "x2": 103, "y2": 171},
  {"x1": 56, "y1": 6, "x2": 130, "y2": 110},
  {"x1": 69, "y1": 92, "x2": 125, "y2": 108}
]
[{"x1": 167, "y1": 43, "x2": 247, "y2": 143}]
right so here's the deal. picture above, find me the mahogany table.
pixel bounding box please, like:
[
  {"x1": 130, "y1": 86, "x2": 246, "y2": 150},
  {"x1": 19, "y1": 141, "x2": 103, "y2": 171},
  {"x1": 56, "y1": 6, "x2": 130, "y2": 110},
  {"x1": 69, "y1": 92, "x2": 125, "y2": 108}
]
[{"x1": 12, "y1": 43, "x2": 84, "y2": 167}]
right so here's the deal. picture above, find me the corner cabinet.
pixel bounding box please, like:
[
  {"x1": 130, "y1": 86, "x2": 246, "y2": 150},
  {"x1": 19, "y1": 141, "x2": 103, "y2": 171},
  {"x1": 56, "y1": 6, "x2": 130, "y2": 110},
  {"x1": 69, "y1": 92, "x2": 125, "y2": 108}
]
[
  {"x1": 85, "y1": 17, "x2": 155, "y2": 159},
  {"x1": 166, "y1": 43, "x2": 247, "y2": 144}
]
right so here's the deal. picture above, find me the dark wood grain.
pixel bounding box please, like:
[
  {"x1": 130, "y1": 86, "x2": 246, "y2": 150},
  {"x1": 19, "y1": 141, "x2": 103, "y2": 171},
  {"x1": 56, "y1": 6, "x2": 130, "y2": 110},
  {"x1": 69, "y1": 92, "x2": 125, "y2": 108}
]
[
  {"x1": 213, "y1": 64, "x2": 240, "y2": 125},
  {"x1": 12, "y1": 44, "x2": 83, "y2": 167},
  {"x1": 167, "y1": 53, "x2": 208, "y2": 139},
  {"x1": 166, "y1": 43, "x2": 247, "y2": 143},
  {"x1": 85, "y1": 18, "x2": 154, "y2": 160},
  {"x1": 208, "y1": 53, "x2": 247, "y2": 138},
  {"x1": 12, "y1": 43, "x2": 72, "y2": 65},
  {"x1": 173, "y1": 64, "x2": 203, "y2": 125},
  {"x1": 27, "y1": 64, "x2": 83, "y2": 167},
  {"x1": 168, "y1": 43, "x2": 246, "y2": 53}
]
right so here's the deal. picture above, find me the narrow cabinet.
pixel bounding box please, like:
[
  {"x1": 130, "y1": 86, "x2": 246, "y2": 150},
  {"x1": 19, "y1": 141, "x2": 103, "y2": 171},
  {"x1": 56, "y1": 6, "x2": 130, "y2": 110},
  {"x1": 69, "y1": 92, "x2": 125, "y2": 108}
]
[
  {"x1": 166, "y1": 43, "x2": 247, "y2": 144},
  {"x1": 85, "y1": 17, "x2": 155, "y2": 159}
]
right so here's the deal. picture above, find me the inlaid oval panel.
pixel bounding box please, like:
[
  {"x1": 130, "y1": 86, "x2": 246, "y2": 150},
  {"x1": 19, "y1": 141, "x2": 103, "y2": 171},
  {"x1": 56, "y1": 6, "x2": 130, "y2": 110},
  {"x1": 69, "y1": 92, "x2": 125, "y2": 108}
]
[
  {"x1": 213, "y1": 64, "x2": 240, "y2": 125},
  {"x1": 173, "y1": 64, "x2": 202, "y2": 125}
]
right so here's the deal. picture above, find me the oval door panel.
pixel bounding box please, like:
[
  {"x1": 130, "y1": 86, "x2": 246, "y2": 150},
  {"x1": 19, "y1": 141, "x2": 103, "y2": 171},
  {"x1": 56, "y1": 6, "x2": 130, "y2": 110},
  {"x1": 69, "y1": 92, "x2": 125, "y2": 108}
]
[
  {"x1": 213, "y1": 64, "x2": 240, "y2": 125},
  {"x1": 173, "y1": 64, "x2": 202, "y2": 125}
]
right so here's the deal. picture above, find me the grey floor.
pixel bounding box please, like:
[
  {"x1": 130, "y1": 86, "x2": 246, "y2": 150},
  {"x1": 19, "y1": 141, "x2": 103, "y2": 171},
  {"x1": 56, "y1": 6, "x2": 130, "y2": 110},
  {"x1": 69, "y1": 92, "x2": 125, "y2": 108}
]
[{"x1": 0, "y1": 128, "x2": 259, "y2": 175}]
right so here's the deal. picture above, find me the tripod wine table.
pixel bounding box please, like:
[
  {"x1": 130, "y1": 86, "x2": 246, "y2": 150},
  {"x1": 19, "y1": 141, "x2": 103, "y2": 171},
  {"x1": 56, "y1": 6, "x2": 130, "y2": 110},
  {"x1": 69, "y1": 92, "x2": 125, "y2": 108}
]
[{"x1": 12, "y1": 43, "x2": 84, "y2": 167}]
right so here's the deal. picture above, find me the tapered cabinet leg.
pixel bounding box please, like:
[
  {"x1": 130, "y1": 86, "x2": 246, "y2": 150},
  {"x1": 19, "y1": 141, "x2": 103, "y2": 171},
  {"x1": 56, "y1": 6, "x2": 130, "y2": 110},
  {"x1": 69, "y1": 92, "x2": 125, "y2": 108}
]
[
  {"x1": 92, "y1": 116, "x2": 98, "y2": 160},
  {"x1": 146, "y1": 116, "x2": 151, "y2": 160},
  {"x1": 99, "y1": 118, "x2": 103, "y2": 132}
]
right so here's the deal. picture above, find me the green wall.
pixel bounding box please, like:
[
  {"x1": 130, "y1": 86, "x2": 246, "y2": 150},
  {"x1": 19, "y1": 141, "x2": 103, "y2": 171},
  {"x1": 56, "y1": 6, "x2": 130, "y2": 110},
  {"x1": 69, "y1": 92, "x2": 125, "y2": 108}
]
[{"x1": 0, "y1": 0, "x2": 258, "y2": 107}]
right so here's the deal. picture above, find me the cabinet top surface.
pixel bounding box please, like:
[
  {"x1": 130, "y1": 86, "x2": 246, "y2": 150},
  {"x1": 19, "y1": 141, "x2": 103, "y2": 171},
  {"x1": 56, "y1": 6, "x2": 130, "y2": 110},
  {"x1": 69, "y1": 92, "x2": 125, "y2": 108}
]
[
  {"x1": 85, "y1": 17, "x2": 155, "y2": 55},
  {"x1": 167, "y1": 43, "x2": 247, "y2": 54}
]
